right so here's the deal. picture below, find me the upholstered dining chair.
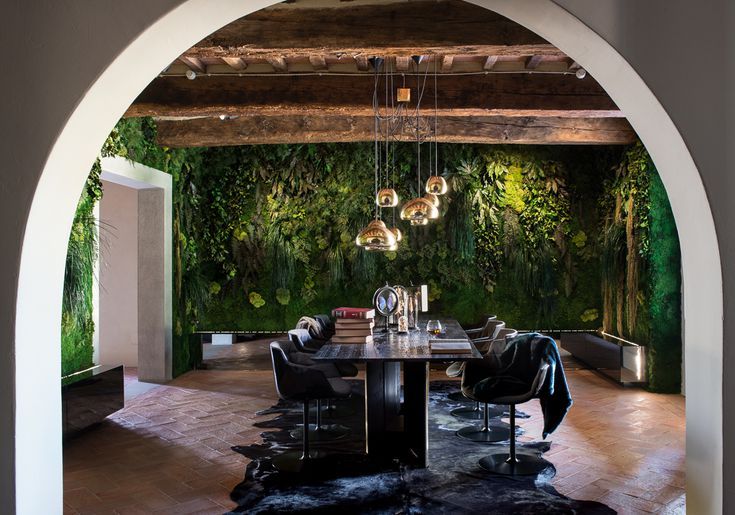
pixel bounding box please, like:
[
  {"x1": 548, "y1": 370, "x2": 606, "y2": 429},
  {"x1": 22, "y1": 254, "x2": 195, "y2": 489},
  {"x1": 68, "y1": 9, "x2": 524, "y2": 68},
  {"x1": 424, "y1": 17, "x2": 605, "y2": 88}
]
[
  {"x1": 462, "y1": 333, "x2": 569, "y2": 475},
  {"x1": 274, "y1": 339, "x2": 351, "y2": 442},
  {"x1": 453, "y1": 329, "x2": 519, "y2": 441},
  {"x1": 313, "y1": 314, "x2": 335, "y2": 339},
  {"x1": 448, "y1": 320, "x2": 507, "y2": 417},
  {"x1": 269, "y1": 341, "x2": 353, "y2": 472}
]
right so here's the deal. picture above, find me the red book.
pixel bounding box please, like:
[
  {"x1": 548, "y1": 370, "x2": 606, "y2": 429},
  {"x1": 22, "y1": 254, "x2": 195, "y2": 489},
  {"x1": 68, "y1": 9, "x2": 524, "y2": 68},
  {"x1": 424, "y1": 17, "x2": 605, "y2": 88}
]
[{"x1": 331, "y1": 307, "x2": 375, "y2": 319}]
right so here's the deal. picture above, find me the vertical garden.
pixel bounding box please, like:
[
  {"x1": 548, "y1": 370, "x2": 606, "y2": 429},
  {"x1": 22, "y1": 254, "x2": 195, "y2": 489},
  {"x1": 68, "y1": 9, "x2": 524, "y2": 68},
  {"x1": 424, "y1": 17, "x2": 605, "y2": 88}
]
[{"x1": 62, "y1": 118, "x2": 682, "y2": 391}]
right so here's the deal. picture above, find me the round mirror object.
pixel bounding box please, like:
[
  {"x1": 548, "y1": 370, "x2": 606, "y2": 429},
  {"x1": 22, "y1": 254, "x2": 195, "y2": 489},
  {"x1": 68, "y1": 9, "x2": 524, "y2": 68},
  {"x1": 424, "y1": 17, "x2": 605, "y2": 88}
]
[{"x1": 373, "y1": 285, "x2": 399, "y2": 317}]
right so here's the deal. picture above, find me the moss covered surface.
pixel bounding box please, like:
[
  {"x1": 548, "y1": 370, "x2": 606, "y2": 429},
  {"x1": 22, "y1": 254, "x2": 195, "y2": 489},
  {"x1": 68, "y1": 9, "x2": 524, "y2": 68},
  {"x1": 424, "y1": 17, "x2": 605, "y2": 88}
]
[{"x1": 61, "y1": 120, "x2": 682, "y2": 390}]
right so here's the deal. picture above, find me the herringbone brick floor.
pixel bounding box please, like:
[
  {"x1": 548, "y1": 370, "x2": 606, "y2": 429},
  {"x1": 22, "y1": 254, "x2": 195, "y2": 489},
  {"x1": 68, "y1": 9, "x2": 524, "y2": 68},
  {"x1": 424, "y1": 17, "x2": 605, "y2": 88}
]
[{"x1": 63, "y1": 339, "x2": 685, "y2": 514}]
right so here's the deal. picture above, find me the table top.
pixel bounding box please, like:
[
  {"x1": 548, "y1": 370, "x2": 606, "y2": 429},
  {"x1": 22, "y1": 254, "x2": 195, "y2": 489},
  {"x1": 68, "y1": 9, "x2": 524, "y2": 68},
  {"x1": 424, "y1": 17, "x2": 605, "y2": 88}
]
[{"x1": 313, "y1": 318, "x2": 483, "y2": 362}]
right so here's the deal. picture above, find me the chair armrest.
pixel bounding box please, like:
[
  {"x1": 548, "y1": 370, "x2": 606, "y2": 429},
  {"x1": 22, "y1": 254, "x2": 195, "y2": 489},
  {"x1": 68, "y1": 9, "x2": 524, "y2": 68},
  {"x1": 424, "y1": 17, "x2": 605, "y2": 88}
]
[{"x1": 284, "y1": 361, "x2": 335, "y2": 398}]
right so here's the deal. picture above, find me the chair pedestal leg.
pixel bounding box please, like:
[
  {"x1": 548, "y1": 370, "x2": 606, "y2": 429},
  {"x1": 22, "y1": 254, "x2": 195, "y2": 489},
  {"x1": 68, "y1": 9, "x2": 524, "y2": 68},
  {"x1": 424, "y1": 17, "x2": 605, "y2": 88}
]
[
  {"x1": 301, "y1": 399, "x2": 310, "y2": 461},
  {"x1": 274, "y1": 399, "x2": 327, "y2": 472},
  {"x1": 478, "y1": 404, "x2": 552, "y2": 476},
  {"x1": 451, "y1": 401, "x2": 505, "y2": 420},
  {"x1": 290, "y1": 398, "x2": 351, "y2": 441},
  {"x1": 456, "y1": 403, "x2": 509, "y2": 443}
]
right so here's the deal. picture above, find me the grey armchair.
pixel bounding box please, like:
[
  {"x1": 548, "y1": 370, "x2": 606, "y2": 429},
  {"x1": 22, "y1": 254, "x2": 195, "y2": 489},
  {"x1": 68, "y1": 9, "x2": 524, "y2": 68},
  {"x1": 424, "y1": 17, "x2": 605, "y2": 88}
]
[
  {"x1": 269, "y1": 341, "x2": 353, "y2": 472},
  {"x1": 461, "y1": 335, "x2": 554, "y2": 475}
]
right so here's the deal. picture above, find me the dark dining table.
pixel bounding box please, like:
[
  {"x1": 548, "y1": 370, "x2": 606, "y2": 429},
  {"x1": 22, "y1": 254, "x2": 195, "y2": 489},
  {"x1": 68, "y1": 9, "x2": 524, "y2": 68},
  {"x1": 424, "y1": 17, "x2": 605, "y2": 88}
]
[{"x1": 312, "y1": 318, "x2": 482, "y2": 467}]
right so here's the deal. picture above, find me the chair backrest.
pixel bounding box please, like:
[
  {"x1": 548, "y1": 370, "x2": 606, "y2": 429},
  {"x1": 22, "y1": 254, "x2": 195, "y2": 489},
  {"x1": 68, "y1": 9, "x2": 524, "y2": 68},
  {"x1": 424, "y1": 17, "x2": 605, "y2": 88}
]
[
  {"x1": 314, "y1": 314, "x2": 334, "y2": 331},
  {"x1": 485, "y1": 320, "x2": 505, "y2": 339},
  {"x1": 270, "y1": 341, "x2": 332, "y2": 401},
  {"x1": 288, "y1": 328, "x2": 313, "y2": 351},
  {"x1": 462, "y1": 333, "x2": 554, "y2": 404},
  {"x1": 295, "y1": 316, "x2": 323, "y2": 338},
  {"x1": 495, "y1": 328, "x2": 518, "y2": 342},
  {"x1": 270, "y1": 341, "x2": 293, "y2": 400}
]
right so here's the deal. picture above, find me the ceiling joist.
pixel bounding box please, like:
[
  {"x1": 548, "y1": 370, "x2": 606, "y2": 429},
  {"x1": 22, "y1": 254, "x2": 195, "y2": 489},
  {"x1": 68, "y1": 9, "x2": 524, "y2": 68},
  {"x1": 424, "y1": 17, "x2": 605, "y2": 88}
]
[
  {"x1": 154, "y1": 115, "x2": 636, "y2": 147},
  {"x1": 127, "y1": 74, "x2": 621, "y2": 119}
]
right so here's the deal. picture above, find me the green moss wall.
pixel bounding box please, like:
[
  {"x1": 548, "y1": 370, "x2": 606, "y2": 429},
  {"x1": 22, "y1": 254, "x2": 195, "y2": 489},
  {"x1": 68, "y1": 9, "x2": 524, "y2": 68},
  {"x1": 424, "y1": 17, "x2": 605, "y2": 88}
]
[{"x1": 61, "y1": 120, "x2": 682, "y2": 391}]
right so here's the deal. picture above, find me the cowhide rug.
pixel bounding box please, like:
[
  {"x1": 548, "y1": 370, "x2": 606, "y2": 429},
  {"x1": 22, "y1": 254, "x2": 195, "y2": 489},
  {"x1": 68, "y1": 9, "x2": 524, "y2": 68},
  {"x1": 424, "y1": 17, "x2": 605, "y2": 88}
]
[{"x1": 228, "y1": 380, "x2": 614, "y2": 514}]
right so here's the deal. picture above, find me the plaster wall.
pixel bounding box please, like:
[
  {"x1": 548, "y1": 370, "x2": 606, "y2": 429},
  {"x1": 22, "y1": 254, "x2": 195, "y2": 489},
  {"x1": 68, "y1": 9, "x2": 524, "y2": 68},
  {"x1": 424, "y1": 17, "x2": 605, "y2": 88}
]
[
  {"x1": 99, "y1": 181, "x2": 139, "y2": 368},
  {"x1": 0, "y1": 1, "x2": 732, "y2": 514}
]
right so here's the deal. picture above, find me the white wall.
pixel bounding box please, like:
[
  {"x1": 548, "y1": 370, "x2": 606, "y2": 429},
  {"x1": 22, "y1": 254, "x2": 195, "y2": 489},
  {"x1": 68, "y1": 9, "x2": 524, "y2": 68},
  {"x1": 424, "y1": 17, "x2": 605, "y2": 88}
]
[
  {"x1": 101, "y1": 157, "x2": 173, "y2": 383},
  {"x1": 99, "y1": 180, "x2": 139, "y2": 367}
]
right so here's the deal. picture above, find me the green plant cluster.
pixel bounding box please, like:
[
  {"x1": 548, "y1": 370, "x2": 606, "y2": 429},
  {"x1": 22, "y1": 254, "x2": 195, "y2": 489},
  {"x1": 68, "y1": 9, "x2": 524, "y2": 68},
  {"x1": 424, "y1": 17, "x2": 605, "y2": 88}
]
[
  {"x1": 61, "y1": 119, "x2": 682, "y2": 392},
  {"x1": 60, "y1": 131, "x2": 121, "y2": 376}
]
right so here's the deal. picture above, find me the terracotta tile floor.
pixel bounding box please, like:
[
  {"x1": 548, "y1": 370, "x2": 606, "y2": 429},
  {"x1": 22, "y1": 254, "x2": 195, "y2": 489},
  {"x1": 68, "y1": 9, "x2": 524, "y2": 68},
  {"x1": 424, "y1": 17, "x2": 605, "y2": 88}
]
[{"x1": 64, "y1": 338, "x2": 685, "y2": 514}]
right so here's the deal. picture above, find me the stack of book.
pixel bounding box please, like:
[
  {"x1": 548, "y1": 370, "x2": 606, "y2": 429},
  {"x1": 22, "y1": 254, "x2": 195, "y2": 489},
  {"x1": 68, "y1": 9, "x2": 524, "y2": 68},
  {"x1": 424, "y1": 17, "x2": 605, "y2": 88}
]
[{"x1": 330, "y1": 307, "x2": 375, "y2": 344}]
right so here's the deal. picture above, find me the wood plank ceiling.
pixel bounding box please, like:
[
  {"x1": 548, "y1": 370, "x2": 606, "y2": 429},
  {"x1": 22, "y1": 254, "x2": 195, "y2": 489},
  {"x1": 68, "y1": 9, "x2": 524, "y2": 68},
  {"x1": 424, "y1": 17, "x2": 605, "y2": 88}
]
[{"x1": 127, "y1": 0, "x2": 635, "y2": 147}]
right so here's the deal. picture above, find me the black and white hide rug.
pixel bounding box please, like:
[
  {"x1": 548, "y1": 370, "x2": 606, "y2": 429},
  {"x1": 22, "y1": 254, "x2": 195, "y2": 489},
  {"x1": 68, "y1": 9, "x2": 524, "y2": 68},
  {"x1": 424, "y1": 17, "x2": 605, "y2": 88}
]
[{"x1": 228, "y1": 380, "x2": 614, "y2": 514}]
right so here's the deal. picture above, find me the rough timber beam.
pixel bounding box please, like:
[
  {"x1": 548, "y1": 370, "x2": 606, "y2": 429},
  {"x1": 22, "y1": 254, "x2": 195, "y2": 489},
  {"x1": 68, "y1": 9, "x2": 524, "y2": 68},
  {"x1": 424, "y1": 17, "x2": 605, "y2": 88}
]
[
  {"x1": 127, "y1": 74, "x2": 622, "y2": 119},
  {"x1": 154, "y1": 115, "x2": 637, "y2": 147},
  {"x1": 180, "y1": 0, "x2": 565, "y2": 60}
]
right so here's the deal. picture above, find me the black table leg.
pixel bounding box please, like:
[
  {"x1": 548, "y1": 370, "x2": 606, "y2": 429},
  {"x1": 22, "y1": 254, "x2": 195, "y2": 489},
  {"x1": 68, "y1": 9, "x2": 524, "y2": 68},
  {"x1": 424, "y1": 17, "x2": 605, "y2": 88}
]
[
  {"x1": 365, "y1": 361, "x2": 401, "y2": 457},
  {"x1": 403, "y1": 361, "x2": 429, "y2": 468}
]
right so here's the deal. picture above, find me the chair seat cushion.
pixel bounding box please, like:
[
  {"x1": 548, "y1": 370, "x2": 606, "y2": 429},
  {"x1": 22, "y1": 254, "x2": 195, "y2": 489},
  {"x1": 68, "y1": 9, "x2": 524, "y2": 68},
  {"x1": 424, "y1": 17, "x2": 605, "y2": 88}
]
[
  {"x1": 335, "y1": 362, "x2": 359, "y2": 377},
  {"x1": 327, "y1": 377, "x2": 352, "y2": 398},
  {"x1": 445, "y1": 361, "x2": 463, "y2": 378}
]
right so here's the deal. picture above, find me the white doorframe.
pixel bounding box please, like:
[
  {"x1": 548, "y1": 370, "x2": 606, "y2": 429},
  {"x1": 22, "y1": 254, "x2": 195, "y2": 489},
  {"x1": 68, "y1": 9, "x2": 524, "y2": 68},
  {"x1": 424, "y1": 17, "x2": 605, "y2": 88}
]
[{"x1": 98, "y1": 157, "x2": 173, "y2": 382}]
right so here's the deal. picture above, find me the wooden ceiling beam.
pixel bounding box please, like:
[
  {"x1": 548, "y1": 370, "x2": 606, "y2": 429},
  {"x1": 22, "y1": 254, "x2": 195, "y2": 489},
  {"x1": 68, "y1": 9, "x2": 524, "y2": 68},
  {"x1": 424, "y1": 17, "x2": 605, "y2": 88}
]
[
  {"x1": 395, "y1": 56, "x2": 410, "y2": 71},
  {"x1": 525, "y1": 55, "x2": 544, "y2": 70},
  {"x1": 154, "y1": 115, "x2": 636, "y2": 147},
  {"x1": 221, "y1": 57, "x2": 247, "y2": 71},
  {"x1": 355, "y1": 56, "x2": 370, "y2": 72},
  {"x1": 178, "y1": 56, "x2": 206, "y2": 74},
  {"x1": 441, "y1": 55, "x2": 455, "y2": 72},
  {"x1": 309, "y1": 55, "x2": 327, "y2": 70},
  {"x1": 127, "y1": 74, "x2": 622, "y2": 118},
  {"x1": 483, "y1": 56, "x2": 499, "y2": 71},
  {"x1": 265, "y1": 56, "x2": 288, "y2": 72},
  {"x1": 180, "y1": 0, "x2": 564, "y2": 61}
]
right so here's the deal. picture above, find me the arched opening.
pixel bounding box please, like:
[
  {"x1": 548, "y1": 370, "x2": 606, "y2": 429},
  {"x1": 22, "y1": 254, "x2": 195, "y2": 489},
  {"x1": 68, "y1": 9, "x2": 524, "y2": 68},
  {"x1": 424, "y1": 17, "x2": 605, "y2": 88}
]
[{"x1": 14, "y1": 0, "x2": 721, "y2": 513}]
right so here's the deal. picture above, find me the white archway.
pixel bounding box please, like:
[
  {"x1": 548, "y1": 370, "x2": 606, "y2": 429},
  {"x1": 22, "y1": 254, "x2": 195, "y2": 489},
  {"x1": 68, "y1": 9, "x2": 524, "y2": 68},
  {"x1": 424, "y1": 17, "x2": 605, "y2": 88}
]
[{"x1": 15, "y1": 0, "x2": 722, "y2": 513}]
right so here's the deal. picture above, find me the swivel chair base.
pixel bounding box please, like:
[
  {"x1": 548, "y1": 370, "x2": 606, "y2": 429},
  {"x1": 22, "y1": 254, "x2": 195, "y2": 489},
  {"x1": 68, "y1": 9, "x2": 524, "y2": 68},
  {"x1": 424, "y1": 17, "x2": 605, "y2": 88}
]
[
  {"x1": 456, "y1": 423, "x2": 509, "y2": 443},
  {"x1": 290, "y1": 423, "x2": 350, "y2": 442},
  {"x1": 456, "y1": 402, "x2": 511, "y2": 443},
  {"x1": 447, "y1": 390, "x2": 466, "y2": 402},
  {"x1": 478, "y1": 453, "x2": 552, "y2": 476},
  {"x1": 296, "y1": 399, "x2": 350, "y2": 440},
  {"x1": 272, "y1": 450, "x2": 327, "y2": 473},
  {"x1": 477, "y1": 403, "x2": 551, "y2": 476},
  {"x1": 311, "y1": 402, "x2": 355, "y2": 419},
  {"x1": 451, "y1": 402, "x2": 505, "y2": 420}
]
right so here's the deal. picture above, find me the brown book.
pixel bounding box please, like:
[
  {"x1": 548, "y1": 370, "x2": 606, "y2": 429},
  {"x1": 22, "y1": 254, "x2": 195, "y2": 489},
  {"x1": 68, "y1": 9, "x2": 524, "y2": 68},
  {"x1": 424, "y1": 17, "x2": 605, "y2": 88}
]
[
  {"x1": 334, "y1": 320, "x2": 375, "y2": 331},
  {"x1": 335, "y1": 328, "x2": 373, "y2": 337},
  {"x1": 331, "y1": 335, "x2": 374, "y2": 344}
]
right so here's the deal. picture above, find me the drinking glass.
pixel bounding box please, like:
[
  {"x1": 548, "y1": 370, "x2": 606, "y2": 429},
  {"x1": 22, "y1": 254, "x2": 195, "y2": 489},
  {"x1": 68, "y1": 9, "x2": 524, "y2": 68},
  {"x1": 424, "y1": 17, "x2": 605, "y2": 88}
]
[{"x1": 426, "y1": 320, "x2": 443, "y2": 336}]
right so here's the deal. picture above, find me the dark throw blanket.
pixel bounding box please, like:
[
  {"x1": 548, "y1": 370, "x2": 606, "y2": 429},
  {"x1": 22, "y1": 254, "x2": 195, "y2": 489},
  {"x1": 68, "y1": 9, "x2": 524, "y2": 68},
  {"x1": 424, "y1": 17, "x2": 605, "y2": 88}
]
[{"x1": 466, "y1": 333, "x2": 572, "y2": 438}]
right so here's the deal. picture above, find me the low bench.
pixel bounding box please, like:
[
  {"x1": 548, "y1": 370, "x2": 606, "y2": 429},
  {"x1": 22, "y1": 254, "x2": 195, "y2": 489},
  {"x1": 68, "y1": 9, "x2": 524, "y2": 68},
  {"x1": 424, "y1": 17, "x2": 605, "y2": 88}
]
[{"x1": 560, "y1": 331, "x2": 647, "y2": 386}]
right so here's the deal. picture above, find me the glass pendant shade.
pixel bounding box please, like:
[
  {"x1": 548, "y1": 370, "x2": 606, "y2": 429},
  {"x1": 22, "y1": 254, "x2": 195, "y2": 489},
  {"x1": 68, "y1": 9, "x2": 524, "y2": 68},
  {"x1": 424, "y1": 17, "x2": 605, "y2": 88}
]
[
  {"x1": 391, "y1": 227, "x2": 403, "y2": 242},
  {"x1": 400, "y1": 197, "x2": 439, "y2": 226},
  {"x1": 355, "y1": 219, "x2": 398, "y2": 251},
  {"x1": 425, "y1": 175, "x2": 448, "y2": 195},
  {"x1": 376, "y1": 188, "x2": 399, "y2": 207},
  {"x1": 424, "y1": 193, "x2": 440, "y2": 208}
]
